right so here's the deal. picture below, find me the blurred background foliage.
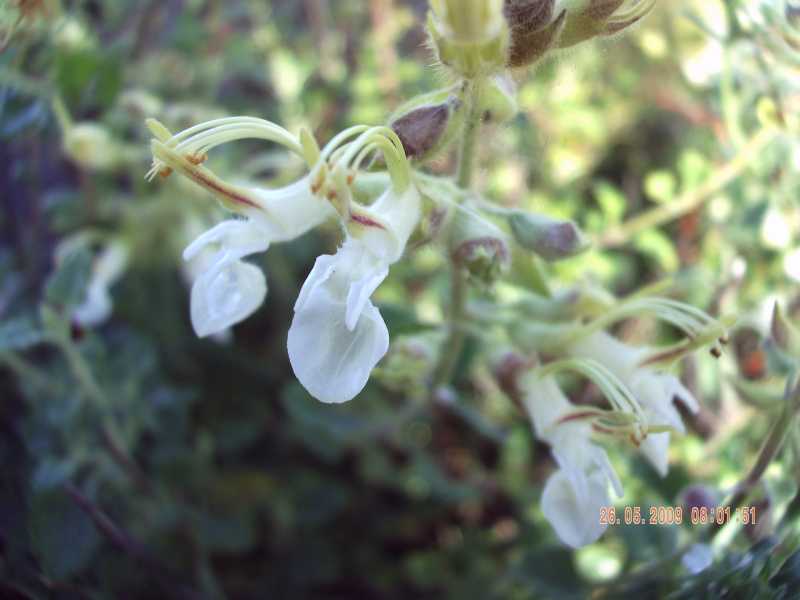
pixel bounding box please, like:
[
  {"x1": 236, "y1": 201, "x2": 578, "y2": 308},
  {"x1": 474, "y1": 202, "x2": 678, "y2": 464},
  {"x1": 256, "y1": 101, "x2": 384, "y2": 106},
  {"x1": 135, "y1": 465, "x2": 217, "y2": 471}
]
[{"x1": 1, "y1": 0, "x2": 800, "y2": 598}]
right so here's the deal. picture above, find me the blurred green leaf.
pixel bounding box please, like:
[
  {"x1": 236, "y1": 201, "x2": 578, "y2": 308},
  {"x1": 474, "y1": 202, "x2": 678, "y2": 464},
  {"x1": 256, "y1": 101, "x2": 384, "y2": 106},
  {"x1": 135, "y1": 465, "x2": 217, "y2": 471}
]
[
  {"x1": 29, "y1": 491, "x2": 100, "y2": 580},
  {"x1": 0, "y1": 315, "x2": 43, "y2": 350},
  {"x1": 44, "y1": 246, "x2": 92, "y2": 311}
]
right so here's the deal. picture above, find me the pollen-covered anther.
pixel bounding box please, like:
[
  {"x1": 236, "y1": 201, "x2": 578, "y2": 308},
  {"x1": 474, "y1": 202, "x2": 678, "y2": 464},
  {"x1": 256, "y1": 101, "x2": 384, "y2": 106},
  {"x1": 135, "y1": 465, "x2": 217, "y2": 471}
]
[
  {"x1": 159, "y1": 166, "x2": 173, "y2": 179},
  {"x1": 186, "y1": 152, "x2": 208, "y2": 165}
]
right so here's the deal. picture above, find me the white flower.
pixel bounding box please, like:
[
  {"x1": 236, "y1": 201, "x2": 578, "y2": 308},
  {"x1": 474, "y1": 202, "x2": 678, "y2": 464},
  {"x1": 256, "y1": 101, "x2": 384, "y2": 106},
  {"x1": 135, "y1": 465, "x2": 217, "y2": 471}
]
[
  {"x1": 287, "y1": 240, "x2": 390, "y2": 403},
  {"x1": 149, "y1": 118, "x2": 422, "y2": 402},
  {"x1": 147, "y1": 117, "x2": 357, "y2": 337},
  {"x1": 182, "y1": 219, "x2": 270, "y2": 337},
  {"x1": 70, "y1": 240, "x2": 129, "y2": 328},
  {"x1": 569, "y1": 331, "x2": 699, "y2": 477},
  {"x1": 520, "y1": 372, "x2": 623, "y2": 548},
  {"x1": 288, "y1": 128, "x2": 421, "y2": 403}
]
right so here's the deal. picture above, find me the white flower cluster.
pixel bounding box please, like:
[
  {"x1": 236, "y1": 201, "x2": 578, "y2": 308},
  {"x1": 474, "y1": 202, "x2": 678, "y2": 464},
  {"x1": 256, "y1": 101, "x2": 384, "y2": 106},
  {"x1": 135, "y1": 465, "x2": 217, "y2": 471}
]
[
  {"x1": 513, "y1": 297, "x2": 727, "y2": 548},
  {"x1": 147, "y1": 117, "x2": 420, "y2": 404}
]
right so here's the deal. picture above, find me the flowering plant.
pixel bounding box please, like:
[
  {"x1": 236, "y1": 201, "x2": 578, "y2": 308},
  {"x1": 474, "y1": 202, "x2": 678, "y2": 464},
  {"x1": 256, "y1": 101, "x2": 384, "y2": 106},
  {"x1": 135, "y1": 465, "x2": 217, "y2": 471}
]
[{"x1": 3, "y1": 0, "x2": 800, "y2": 596}]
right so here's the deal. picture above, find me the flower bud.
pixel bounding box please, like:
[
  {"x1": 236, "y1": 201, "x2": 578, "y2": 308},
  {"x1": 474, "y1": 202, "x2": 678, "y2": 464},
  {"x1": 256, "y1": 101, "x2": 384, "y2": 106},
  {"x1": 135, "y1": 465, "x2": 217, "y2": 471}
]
[
  {"x1": 428, "y1": 0, "x2": 510, "y2": 78},
  {"x1": 450, "y1": 207, "x2": 510, "y2": 285},
  {"x1": 478, "y1": 74, "x2": 518, "y2": 123},
  {"x1": 390, "y1": 92, "x2": 464, "y2": 161},
  {"x1": 557, "y1": 0, "x2": 654, "y2": 50},
  {"x1": 507, "y1": 210, "x2": 589, "y2": 261},
  {"x1": 771, "y1": 302, "x2": 800, "y2": 356},
  {"x1": 63, "y1": 123, "x2": 120, "y2": 171},
  {"x1": 679, "y1": 484, "x2": 719, "y2": 515},
  {"x1": 732, "y1": 325, "x2": 766, "y2": 381},
  {"x1": 503, "y1": 1, "x2": 567, "y2": 68},
  {"x1": 374, "y1": 334, "x2": 440, "y2": 394}
]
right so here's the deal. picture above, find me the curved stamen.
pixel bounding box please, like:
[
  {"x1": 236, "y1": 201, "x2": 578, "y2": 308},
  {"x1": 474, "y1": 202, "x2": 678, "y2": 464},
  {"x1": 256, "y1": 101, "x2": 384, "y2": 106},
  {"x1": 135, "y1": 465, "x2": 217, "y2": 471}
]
[{"x1": 162, "y1": 117, "x2": 300, "y2": 153}]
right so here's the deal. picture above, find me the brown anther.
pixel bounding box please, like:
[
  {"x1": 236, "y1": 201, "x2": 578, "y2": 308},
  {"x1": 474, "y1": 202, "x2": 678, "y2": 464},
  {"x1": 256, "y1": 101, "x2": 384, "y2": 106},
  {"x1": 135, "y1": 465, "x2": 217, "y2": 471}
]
[
  {"x1": 710, "y1": 347, "x2": 722, "y2": 359},
  {"x1": 719, "y1": 336, "x2": 729, "y2": 346},
  {"x1": 187, "y1": 153, "x2": 208, "y2": 165},
  {"x1": 327, "y1": 191, "x2": 338, "y2": 201},
  {"x1": 159, "y1": 167, "x2": 173, "y2": 178},
  {"x1": 346, "y1": 173, "x2": 355, "y2": 185},
  {"x1": 311, "y1": 172, "x2": 325, "y2": 195}
]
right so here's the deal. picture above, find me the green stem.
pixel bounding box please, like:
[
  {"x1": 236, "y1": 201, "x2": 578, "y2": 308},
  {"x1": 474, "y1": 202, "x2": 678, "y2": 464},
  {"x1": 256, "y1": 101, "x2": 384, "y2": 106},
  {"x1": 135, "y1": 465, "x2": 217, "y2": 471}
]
[
  {"x1": 432, "y1": 80, "x2": 483, "y2": 387},
  {"x1": 709, "y1": 375, "x2": 800, "y2": 539}
]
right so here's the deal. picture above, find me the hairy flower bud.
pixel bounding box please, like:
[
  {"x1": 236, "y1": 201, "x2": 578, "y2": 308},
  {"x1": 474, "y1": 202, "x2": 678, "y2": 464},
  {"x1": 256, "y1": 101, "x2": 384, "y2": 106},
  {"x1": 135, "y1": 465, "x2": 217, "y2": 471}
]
[
  {"x1": 503, "y1": 1, "x2": 567, "y2": 68},
  {"x1": 390, "y1": 92, "x2": 464, "y2": 161},
  {"x1": 558, "y1": 0, "x2": 655, "y2": 49},
  {"x1": 450, "y1": 207, "x2": 510, "y2": 285},
  {"x1": 428, "y1": 0, "x2": 510, "y2": 77},
  {"x1": 504, "y1": 0, "x2": 554, "y2": 32},
  {"x1": 508, "y1": 210, "x2": 589, "y2": 261},
  {"x1": 478, "y1": 74, "x2": 518, "y2": 123}
]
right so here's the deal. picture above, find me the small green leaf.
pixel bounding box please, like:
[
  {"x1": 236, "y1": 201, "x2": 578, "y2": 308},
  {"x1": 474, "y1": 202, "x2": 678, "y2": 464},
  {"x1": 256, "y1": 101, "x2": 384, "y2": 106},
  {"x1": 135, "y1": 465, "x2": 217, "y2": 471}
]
[
  {"x1": 0, "y1": 315, "x2": 43, "y2": 350},
  {"x1": 29, "y1": 491, "x2": 100, "y2": 580},
  {"x1": 45, "y1": 246, "x2": 92, "y2": 310},
  {"x1": 594, "y1": 181, "x2": 627, "y2": 225},
  {"x1": 634, "y1": 229, "x2": 680, "y2": 272},
  {"x1": 31, "y1": 457, "x2": 79, "y2": 492},
  {"x1": 644, "y1": 170, "x2": 677, "y2": 204}
]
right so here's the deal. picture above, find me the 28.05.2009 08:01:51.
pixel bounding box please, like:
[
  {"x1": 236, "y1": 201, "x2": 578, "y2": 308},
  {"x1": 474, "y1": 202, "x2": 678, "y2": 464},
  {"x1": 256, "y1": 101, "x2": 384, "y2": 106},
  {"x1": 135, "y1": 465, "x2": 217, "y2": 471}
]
[{"x1": 599, "y1": 506, "x2": 758, "y2": 526}]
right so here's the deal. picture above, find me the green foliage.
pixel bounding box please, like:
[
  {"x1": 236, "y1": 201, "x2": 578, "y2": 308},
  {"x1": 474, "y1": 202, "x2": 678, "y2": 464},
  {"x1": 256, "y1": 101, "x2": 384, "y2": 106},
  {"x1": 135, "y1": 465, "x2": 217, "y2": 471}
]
[{"x1": 1, "y1": 1, "x2": 799, "y2": 598}]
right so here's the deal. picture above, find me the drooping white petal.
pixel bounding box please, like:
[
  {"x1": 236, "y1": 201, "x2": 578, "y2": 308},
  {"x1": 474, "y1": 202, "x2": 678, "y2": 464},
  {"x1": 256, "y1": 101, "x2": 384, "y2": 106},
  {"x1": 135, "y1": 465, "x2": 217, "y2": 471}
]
[
  {"x1": 542, "y1": 469, "x2": 611, "y2": 549},
  {"x1": 519, "y1": 373, "x2": 623, "y2": 546},
  {"x1": 73, "y1": 283, "x2": 112, "y2": 327},
  {"x1": 71, "y1": 241, "x2": 129, "y2": 328},
  {"x1": 190, "y1": 257, "x2": 267, "y2": 337},
  {"x1": 183, "y1": 219, "x2": 270, "y2": 262},
  {"x1": 288, "y1": 245, "x2": 389, "y2": 403}
]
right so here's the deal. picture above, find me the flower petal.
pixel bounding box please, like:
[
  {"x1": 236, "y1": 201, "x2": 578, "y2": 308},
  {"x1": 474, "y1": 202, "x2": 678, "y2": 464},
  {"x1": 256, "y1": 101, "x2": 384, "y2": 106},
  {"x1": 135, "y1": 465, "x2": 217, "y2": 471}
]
[
  {"x1": 542, "y1": 469, "x2": 610, "y2": 548},
  {"x1": 251, "y1": 176, "x2": 335, "y2": 242},
  {"x1": 190, "y1": 258, "x2": 267, "y2": 337},
  {"x1": 183, "y1": 219, "x2": 269, "y2": 262},
  {"x1": 73, "y1": 283, "x2": 112, "y2": 327},
  {"x1": 288, "y1": 289, "x2": 389, "y2": 403},
  {"x1": 345, "y1": 266, "x2": 388, "y2": 331}
]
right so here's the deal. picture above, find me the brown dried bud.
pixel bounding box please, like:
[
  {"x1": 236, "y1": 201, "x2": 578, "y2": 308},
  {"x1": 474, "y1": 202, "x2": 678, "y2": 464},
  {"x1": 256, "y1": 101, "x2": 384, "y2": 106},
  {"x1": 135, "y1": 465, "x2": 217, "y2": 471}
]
[
  {"x1": 390, "y1": 96, "x2": 463, "y2": 161},
  {"x1": 506, "y1": 7, "x2": 566, "y2": 68},
  {"x1": 504, "y1": 0, "x2": 554, "y2": 33}
]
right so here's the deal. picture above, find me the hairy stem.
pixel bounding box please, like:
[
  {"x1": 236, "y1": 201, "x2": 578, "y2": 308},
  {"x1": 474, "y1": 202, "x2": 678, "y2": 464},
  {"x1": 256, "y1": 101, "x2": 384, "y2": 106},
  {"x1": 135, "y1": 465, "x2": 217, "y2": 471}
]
[{"x1": 432, "y1": 80, "x2": 482, "y2": 387}]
